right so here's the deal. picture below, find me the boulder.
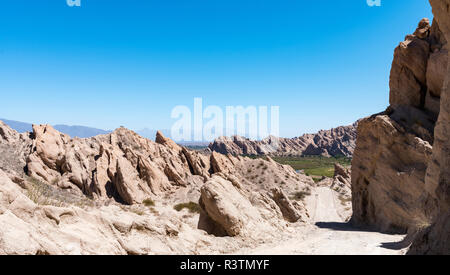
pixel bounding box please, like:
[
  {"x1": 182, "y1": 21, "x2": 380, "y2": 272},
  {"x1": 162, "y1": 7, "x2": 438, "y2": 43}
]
[
  {"x1": 198, "y1": 176, "x2": 253, "y2": 236},
  {"x1": 270, "y1": 188, "x2": 301, "y2": 222}
]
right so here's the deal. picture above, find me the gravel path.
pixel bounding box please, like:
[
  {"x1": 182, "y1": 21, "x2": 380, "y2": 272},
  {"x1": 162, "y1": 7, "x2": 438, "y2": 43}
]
[{"x1": 238, "y1": 187, "x2": 407, "y2": 255}]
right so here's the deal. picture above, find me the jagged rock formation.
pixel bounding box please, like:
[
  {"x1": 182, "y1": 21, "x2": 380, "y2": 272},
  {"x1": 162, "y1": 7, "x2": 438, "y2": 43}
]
[
  {"x1": 317, "y1": 163, "x2": 352, "y2": 221},
  {"x1": 209, "y1": 123, "x2": 358, "y2": 157},
  {"x1": 390, "y1": 17, "x2": 447, "y2": 115},
  {"x1": 0, "y1": 121, "x2": 315, "y2": 254},
  {"x1": 198, "y1": 154, "x2": 311, "y2": 237},
  {"x1": 352, "y1": 112, "x2": 436, "y2": 232},
  {"x1": 331, "y1": 163, "x2": 351, "y2": 195},
  {"x1": 0, "y1": 121, "x2": 32, "y2": 177},
  {"x1": 408, "y1": 0, "x2": 450, "y2": 255},
  {"x1": 25, "y1": 125, "x2": 203, "y2": 204},
  {"x1": 352, "y1": 4, "x2": 449, "y2": 238}
]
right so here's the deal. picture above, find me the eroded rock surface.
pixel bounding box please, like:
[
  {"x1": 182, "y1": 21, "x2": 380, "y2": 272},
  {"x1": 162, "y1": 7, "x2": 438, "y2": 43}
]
[
  {"x1": 390, "y1": 17, "x2": 447, "y2": 115},
  {"x1": 408, "y1": 0, "x2": 450, "y2": 255},
  {"x1": 0, "y1": 121, "x2": 314, "y2": 254},
  {"x1": 351, "y1": 113, "x2": 436, "y2": 232},
  {"x1": 352, "y1": 2, "x2": 450, "y2": 253}
]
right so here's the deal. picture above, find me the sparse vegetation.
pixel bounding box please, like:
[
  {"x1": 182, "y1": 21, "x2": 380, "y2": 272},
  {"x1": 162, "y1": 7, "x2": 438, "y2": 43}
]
[
  {"x1": 174, "y1": 202, "x2": 201, "y2": 213},
  {"x1": 269, "y1": 156, "x2": 351, "y2": 178},
  {"x1": 143, "y1": 198, "x2": 155, "y2": 207},
  {"x1": 149, "y1": 207, "x2": 159, "y2": 215},
  {"x1": 290, "y1": 190, "x2": 312, "y2": 201},
  {"x1": 411, "y1": 213, "x2": 433, "y2": 231},
  {"x1": 25, "y1": 176, "x2": 94, "y2": 208},
  {"x1": 184, "y1": 145, "x2": 209, "y2": 151},
  {"x1": 130, "y1": 207, "x2": 145, "y2": 216},
  {"x1": 312, "y1": 177, "x2": 322, "y2": 183}
]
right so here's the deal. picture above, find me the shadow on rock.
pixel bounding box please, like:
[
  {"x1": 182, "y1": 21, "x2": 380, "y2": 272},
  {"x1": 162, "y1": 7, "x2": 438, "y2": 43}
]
[{"x1": 315, "y1": 222, "x2": 389, "y2": 233}]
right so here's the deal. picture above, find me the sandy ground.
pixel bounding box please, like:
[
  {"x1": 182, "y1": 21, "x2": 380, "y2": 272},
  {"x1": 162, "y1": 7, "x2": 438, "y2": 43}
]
[{"x1": 237, "y1": 187, "x2": 407, "y2": 255}]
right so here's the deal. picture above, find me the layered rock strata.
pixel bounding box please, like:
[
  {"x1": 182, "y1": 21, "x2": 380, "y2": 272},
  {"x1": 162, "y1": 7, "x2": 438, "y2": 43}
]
[{"x1": 209, "y1": 123, "x2": 357, "y2": 157}]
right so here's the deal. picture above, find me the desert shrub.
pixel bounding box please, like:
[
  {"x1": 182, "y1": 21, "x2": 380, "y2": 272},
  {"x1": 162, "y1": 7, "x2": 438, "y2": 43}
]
[
  {"x1": 130, "y1": 207, "x2": 145, "y2": 216},
  {"x1": 149, "y1": 207, "x2": 159, "y2": 215},
  {"x1": 143, "y1": 198, "x2": 155, "y2": 207},
  {"x1": 25, "y1": 177, "x2": 94, "y2": 208},
  {"x1": 174, "y1": 202, "x2": 201, "y2": 213},
  {"x1": 290, "y1": 190, "x2": 311, "y2": 201}
]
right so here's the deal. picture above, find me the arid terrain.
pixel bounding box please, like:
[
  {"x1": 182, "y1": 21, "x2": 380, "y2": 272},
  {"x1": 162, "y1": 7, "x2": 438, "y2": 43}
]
[
  {"x1": 0, "y1": 120, "x2": 409, "y2": 255},
  {"x1": 0, "y1": 0, "x2": 449, "y2": 255}
]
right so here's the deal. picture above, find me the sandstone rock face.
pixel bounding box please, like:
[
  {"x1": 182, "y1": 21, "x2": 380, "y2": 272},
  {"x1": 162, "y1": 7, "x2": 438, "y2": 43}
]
[
  {"x1": 270, "y1": 187, "x2": 302, "y2": 223},
  {"x1": 0, "y1": 121, "x2": 32, "y2": 178},
  {"x1": 0, "y1": 169, "x2": 258, "y2": 255},
  {"x1": 352, "y1": 15, "x2": 448, "y2": 235},
  {"x1": 408, "y1": 0, "x2": 450, "y2": 255},
  {"x1": 24, "y1": 124, "x2": 209, "y2": 204},
  {"x1": 209, "y1": 122, "x2": 357, "y2": 157},
  {"x1": 331, "y1": 163, "x2": 352, "y2": 201},
  {"x1": 390, "y1": 17, "x2": 448, "y2": 115},
  {"x1": 316, "y1": 163, "x2": 352, "y2": 221},
  {"x1": 0, "y1": 121, "x2": 315, "y2": 254},
  {"x1": 351, "y1": 113, "x2": 435, "y2": 232},
  {"x1": 199, "y1": 176, "x2": 261, "y2": 237},
  {"x1": 198, "y1": 152, "x2": 313, "y2": 237},
  {"x1": 198, "y1": 163, "x2": 311, "y2": 237}
]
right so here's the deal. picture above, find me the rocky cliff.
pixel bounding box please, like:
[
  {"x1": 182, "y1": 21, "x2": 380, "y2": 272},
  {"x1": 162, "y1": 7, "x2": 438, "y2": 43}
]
[
  {"x1": 408, "y1": 0, "x2": 450, "y2": 255},
  {"x1": 209, "y1": 123, "x2": 357, "y2": 157},
  {"x1": 0, "y1": 121, "x2": 315, "y2": 254},
  {"x1": 351, "y1": 0, "x2": 449, "y2": 248}
]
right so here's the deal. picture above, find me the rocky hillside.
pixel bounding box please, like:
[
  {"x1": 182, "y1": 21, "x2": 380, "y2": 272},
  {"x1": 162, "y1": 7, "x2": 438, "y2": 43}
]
[
  {"x1": 209, "y1": 122, "x2": 358, "y2": 157},
  {"x1": 0, "y1": 121, "x2": 316, "y2": 254},
  {"x1": 351, "y1": 0, "x2": 450, "y2": 254}
]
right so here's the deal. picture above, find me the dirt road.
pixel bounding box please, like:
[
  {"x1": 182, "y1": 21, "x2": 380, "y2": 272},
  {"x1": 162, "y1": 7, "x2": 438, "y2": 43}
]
[{"x1": 239, "y1": 187, "x2": 407, "y2": 255}]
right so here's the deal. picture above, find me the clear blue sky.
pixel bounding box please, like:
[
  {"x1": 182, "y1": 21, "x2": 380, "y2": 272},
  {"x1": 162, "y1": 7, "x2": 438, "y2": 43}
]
[{"x1": 0, "y1": 0, "x2": 433, "y2": 137}]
